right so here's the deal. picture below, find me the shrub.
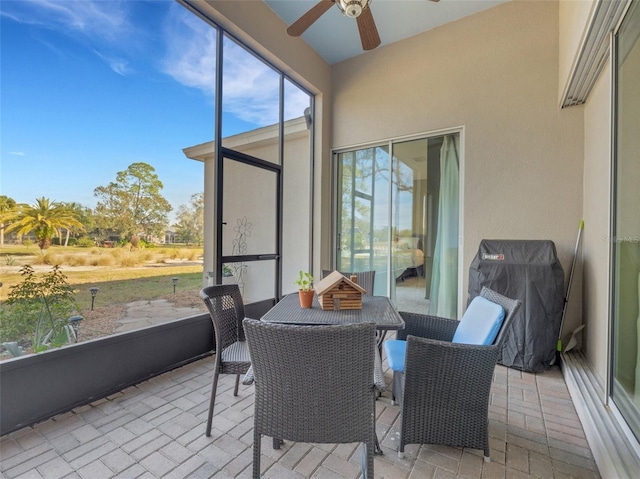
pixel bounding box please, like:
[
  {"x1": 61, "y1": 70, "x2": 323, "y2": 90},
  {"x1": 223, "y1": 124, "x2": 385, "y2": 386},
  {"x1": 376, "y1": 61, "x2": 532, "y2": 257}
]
[
  {"x1": 138, "y1": 250, "x2": 154, "y2": 262},
  {"x1": 119, "y1": 254, "x2": 138, "y2": 267},
  {"x1": 76, "y1": 236, "x2": 96, "y2": 248},
  {"x1": 64, "y1": 254, "x2": 87, "y2": 267},
  {"x1": 0, "y1": 265, "x2": 79, "y2": 346},
  {"x1": 32, "y1": 252, "x2": 61, "y2": 266},
  {"x1": 94, "y1": 256, "x2": 115, "y2": 267}
]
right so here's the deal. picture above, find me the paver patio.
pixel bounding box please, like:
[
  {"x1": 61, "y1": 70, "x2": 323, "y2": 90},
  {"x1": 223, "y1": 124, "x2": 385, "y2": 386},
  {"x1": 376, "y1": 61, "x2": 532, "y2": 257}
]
[{"x1": 0, "y1": 352, "x2": 600, "y2": 478}]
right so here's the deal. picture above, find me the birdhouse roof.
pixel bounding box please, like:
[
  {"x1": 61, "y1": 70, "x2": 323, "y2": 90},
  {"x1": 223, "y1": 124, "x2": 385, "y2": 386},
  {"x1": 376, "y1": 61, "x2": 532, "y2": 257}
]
[{"x1": 314, "y1": 271, "x2": 367, "y2": 296}]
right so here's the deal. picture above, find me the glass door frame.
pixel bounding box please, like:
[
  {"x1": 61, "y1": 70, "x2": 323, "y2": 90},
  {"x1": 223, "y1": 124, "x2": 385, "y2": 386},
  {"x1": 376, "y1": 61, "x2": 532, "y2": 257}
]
[
  {"x1": 331, "y1": 128, "x2": 465, "y2": 314},
  {"x1": 608, "y1": 0, "x2": 640, "y2": 436},
  {"x1": 216, "y1": 147, "x2": 283, "y2": 300}
]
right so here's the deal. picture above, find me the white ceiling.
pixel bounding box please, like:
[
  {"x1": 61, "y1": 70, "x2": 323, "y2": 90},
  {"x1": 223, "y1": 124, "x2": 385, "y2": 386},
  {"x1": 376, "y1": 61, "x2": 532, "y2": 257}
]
[{"x1": 263, "y1": 0, "x2": 509, "y2": 64}]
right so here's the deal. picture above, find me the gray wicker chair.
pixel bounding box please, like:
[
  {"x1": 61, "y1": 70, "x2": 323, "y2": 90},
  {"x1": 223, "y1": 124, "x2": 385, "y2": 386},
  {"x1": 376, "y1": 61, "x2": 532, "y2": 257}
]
[
  {"x1": 200, "y1": 284, "x2": 252, "y2": 437},
  {"x1": 243, "y1": 319, "x2": 379, "y2": 479},
  {"x1": 391, "y1": 287, "x2": 521, "y2": 461},
  {"x1": 322, "y1": 270, "x2": 376, "y2": 296}
]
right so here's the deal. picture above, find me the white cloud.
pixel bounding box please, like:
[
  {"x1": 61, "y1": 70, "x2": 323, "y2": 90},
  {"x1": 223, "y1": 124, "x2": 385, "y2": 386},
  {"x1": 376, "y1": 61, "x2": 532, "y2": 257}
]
[
  {"x1": 17, "y1": 0, "x2": 131, "y2": 42},
  {"x1": 9, "y1": 151, "x2": 26, "y2": 156},
  {"x1": 3, "y1": 0, "x2": 136, "y2": 75},
  {"x1": 160, "y1": 8, "x2": 217, "y2": 100},
  {"x1": 161, "y1": 6, "x2": 311, "y2": 128},
  {"x1": 93, "y1": 49, "x2": 131, "y2": 76},
  {"x1": 4, "y1": 0, "x2": 312, "y2": 128}
]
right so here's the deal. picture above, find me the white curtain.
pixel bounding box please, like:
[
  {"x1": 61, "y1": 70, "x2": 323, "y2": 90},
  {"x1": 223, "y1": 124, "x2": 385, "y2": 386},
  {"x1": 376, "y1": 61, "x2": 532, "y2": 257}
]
[{"x1": 428, "y1": 135, "x2": 459, "y2": 319}]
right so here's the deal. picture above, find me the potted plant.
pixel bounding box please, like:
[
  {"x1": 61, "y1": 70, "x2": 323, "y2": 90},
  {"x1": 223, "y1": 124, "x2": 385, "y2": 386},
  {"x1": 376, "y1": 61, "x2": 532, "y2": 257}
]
[{"x1": 295, "y1": 270, "x2": 314, "y2": 308}]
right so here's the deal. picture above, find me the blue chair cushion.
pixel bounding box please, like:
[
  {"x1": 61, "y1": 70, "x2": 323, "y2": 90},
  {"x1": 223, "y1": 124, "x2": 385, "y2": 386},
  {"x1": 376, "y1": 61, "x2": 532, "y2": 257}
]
[
  {"x1": 384, "y1": 339, "x2": 407, "y2": 373},
  {"x1": 452, "y1": 295, "x2": 505, "y2": 345}
]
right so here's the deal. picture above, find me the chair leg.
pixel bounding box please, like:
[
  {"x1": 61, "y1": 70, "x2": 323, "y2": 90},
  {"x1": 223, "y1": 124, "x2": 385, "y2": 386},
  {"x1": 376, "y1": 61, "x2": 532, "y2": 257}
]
[
  {"x1": 206, "y1": 371, "x2": 220, "y2": 437},
  {"x1": 233, "y1": 373, "x2": 241, "y2": 396},
  {"x1": 398, "y1": 443, "x2": 405, "y2": 459},
  {"x1": 484, "y1": 446, "x2": 491, "y2": 462},
  {"x1": 362, "y1": 441, "x2": 373, "y2": 479},
  {"x1": 272, "y1": 437, "x2": 283, "y2": 449},
  {"x1": 253, "y1": 431, "x2": 262, "y2": 479}
]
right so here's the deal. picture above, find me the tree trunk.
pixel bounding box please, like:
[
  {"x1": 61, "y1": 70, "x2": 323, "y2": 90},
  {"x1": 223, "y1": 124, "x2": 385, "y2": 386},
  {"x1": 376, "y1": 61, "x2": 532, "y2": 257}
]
[
  {"x1": 130, "y1": 234, "x2": 140, "y2": 250},
  {"x1": 39, "y1": 237, "x2": 51, "y2": 251}
]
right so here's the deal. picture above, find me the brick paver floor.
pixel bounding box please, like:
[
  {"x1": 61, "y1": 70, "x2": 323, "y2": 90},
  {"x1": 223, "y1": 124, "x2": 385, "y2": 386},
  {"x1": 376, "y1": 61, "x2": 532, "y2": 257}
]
[{"x1": 0, "y1": 354, "x2": 600, "y2": 478}]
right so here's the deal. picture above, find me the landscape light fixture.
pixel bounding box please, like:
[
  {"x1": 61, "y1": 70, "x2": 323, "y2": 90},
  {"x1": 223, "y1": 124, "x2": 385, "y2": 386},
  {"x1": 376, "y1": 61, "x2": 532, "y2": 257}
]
[
  {"x1": 172, "y1": 277, "x2": 179, "y2": 294},
  {"x1": 68, "y1": 315, "x2": 84, "y2": 343},
  {"x1": 89, "y1": 287, "x2": 99, "y2": 310}
]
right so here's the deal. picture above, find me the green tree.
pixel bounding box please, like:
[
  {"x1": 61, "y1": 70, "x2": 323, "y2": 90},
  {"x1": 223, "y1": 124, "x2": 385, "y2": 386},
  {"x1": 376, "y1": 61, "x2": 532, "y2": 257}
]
[
  {"x1": 0, "y1": 195, "x2": 17, "y2": 247},
  {"x1": 174, "y1": 192, "x2": 204, "y2": 246},
  {"x1": 94, "y1": 162, "x2": 172, "y2": 243},
  {"x1": 2, "y1": 198, "x2": 84, "y2": 252},
  {"x1": 59, "y1": 202, "x2": 95, "y2": 246}
]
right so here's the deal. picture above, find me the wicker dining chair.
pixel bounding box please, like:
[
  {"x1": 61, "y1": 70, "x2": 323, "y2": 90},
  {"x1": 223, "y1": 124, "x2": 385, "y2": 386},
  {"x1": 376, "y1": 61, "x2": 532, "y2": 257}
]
[
  {"x1": 322, "y1": 270, "x2": 376, "y2": 296},
  {"x1": 385, "y1": 286, "x2": 521, "y2": 461},
  {"x1": 200, "y1": 284, "x2": 252, "y2": 437},
  {"x1": 243, "y1": 319, "x2": 381, "y2": 479}
]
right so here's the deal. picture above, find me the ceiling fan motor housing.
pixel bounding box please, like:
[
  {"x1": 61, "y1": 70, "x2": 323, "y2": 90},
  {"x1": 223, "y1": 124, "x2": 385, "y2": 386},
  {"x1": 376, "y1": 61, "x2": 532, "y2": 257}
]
[{"x1": 338, "y1": 0, "x2": 369, "y2": 18}]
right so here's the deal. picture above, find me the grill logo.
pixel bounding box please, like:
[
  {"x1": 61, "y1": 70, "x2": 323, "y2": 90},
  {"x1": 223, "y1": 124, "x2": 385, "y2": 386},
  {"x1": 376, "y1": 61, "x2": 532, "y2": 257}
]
[{"x1": 482, "y1": 253, "x2": 504, "y2": 260}]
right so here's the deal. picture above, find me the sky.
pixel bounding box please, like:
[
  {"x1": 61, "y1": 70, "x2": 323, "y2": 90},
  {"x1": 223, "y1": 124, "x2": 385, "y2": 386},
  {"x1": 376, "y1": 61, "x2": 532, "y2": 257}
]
[{"x1": 0, "y1": 0, "x2": 309, "y2": 223}]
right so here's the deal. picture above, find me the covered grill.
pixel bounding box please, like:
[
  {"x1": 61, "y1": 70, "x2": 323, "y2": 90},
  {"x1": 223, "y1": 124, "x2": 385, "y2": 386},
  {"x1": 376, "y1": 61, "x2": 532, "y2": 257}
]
[{"x1": 468, "y1": 239, "x2": 565, "y2": 372}]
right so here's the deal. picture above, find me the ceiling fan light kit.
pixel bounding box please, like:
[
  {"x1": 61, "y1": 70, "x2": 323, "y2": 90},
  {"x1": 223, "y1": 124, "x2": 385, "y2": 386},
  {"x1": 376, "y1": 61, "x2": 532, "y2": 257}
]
[
  {"x1": 336, "y1": 0, "x2": 371, "y2": 18},
  {"x1": 288, "y1": 0, "x2": 447, "y2": 52}
]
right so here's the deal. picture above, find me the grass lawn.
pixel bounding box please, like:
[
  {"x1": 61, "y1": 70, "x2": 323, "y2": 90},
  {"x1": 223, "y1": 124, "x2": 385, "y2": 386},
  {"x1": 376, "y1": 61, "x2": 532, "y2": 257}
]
[
  {"x1": 1, "y1": 244, "x2": 210, "y2": 356},
  {"x1": 0, "y1": 244, "x2": 205, "y2": 304}
]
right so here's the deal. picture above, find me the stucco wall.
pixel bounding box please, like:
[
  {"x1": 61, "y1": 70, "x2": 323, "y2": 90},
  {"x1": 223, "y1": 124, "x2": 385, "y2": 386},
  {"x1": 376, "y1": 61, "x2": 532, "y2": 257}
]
[
  {"x1": 582, "y1": 63, "x2": 611, "y2": 384},
  {"x1": 331, "y1": 0, "x2": 585, "y2": 299}
]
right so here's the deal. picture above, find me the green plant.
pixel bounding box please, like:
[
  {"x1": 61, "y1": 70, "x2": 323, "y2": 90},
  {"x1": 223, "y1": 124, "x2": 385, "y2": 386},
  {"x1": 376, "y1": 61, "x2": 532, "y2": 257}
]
[
  {"x1": 31, "y1": 298, "x2": 75, "y2": 353},
  {"x1": 0, "y1": 265, "x2": 79, "y2": 349},
  {"x1": 76, "y1": 236, "x2": 96, "y2": 248},
  {"x1": 294, "y1": 270, "x2": 314, "y2": 291}
]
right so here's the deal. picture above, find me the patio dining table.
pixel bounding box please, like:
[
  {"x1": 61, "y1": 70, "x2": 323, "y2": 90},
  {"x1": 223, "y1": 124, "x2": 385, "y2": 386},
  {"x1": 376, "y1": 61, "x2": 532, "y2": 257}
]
[{"x1": 261, "y1": 292, "x2": 405, "y2": 342}]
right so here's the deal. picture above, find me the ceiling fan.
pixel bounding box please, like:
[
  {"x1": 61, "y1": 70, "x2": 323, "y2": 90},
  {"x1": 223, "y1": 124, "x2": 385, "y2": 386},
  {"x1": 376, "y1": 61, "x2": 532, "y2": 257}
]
[{"x1": 286, "y1": 0, "x2": 440, "y2": 52}]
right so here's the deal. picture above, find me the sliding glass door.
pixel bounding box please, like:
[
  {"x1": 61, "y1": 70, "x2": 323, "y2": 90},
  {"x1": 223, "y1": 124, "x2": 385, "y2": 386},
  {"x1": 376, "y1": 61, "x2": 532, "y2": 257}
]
[
  {"x1": 611, "y1": 0, "x2": 640, "y2": 440},
  {"x1": 336, "y1": 146, "x2": 390, "y2": 296},
  {"x1": 335, "y1": 132, "x2": 460, "y2": 315}
]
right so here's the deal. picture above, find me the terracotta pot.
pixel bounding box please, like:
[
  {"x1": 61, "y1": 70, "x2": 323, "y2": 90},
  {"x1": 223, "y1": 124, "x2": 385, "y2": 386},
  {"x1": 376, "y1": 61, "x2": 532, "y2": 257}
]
[{"x1": 298, "y1": 289, "x2": 315, "y2": 308}]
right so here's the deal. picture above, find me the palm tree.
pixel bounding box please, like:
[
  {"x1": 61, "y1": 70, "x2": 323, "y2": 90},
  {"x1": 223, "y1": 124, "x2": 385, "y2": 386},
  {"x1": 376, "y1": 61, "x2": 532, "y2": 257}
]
[
  {"x1": 0, "y1": 195, "x2": 17, "y2": 247},
  {"x1": 3, "y1": 197, "x2": 84, "y2": 252}
]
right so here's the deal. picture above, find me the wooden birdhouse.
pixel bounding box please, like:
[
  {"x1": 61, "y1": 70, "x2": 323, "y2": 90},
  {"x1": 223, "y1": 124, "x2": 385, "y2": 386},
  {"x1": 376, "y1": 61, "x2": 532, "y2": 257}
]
[{"x1": 314, "y1": 271, "x2": 366, "y2": 310}]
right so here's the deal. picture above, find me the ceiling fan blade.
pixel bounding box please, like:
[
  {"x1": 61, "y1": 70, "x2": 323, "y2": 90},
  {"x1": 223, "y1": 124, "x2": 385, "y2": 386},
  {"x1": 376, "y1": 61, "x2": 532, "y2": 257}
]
[
  {"x1": 356, "y1": 7, "x2": 381, "y2": 51},
  {"x1": 287, "y1": 0, "x2": 334, "y2": 37}
]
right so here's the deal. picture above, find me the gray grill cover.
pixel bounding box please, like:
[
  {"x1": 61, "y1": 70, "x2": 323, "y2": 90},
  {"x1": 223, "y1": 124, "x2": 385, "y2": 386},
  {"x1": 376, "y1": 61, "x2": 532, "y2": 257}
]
[{"x1": 468, "y1": 240, "x2": 564, "y2": 372}]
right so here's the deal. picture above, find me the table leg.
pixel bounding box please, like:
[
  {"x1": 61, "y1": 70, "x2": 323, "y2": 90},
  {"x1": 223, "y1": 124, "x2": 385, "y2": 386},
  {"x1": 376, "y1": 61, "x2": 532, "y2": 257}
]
[{"x1": 375, "y1": 434, "x2": 383, "y2": 455}]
